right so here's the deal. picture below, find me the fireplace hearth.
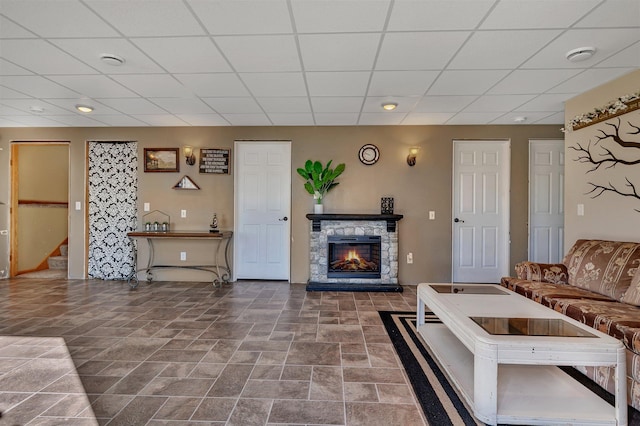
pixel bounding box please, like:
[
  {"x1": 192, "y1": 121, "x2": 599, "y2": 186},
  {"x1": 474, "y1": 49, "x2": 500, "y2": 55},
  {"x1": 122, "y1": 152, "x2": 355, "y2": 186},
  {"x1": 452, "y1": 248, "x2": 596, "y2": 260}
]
[{"x1": 306, "y1": 213, "x2": 403, "y2": 292}]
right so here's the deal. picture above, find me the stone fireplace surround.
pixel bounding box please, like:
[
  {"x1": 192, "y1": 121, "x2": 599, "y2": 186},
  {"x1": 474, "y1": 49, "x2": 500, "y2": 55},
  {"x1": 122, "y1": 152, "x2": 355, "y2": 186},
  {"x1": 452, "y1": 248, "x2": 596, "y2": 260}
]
[{"x1": 306, "y1": 214, "x2": 403, "y2": 292}]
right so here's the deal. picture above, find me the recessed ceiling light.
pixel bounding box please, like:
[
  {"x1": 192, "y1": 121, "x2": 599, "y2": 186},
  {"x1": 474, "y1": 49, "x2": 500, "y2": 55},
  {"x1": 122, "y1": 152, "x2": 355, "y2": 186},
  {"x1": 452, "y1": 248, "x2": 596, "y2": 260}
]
[
  {"x1": 100, "y1": 53, "x2": 125, "y2": 66},
  {"x1": 566, "y1": 47, "x2": 596, "y2": 62},
  {"x1": 75, "y1": 104, "x2": 94, "y2": 113},
  {"x1": 29, "y1": 106, "x2": 44, "y2": 113},
  {"x1": 382, "y1": 102, "x2": 398, "y2": 111},
  {"x1": 514, "y1": 116, "x2": 527, "y2": 123}
]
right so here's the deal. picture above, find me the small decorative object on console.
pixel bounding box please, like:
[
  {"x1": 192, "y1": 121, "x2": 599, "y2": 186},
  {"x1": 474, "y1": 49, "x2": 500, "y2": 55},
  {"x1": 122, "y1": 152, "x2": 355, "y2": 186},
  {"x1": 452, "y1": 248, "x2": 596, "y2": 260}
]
[
  {"x1": 210, "y1": 213, "x2": 219, "y2": 233},
  {"x1": 381, "y1": 197, "x2": 394, "y2": 214}
]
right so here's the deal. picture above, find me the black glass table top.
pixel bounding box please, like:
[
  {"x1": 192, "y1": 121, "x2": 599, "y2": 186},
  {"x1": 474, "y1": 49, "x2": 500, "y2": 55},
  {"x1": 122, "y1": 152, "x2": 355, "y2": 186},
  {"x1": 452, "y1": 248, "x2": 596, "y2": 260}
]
[{"x1": 470, "y1": 317, "x2": 596, "y2": 337}]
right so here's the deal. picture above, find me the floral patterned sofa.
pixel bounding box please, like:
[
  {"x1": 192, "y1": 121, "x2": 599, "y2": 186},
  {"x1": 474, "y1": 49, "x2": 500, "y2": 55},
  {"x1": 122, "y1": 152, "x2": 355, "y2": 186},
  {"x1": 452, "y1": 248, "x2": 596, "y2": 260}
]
[{"x1": 500, "y1": 239, "x2": 640, "y2": 411}]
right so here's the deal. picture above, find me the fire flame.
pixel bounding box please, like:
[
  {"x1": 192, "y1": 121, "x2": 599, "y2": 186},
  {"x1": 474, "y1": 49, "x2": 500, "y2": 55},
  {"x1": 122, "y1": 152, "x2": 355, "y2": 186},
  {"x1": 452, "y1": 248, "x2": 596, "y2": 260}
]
[{"x1": 345, "y1": 250, "x2": 360, "y2": 261}]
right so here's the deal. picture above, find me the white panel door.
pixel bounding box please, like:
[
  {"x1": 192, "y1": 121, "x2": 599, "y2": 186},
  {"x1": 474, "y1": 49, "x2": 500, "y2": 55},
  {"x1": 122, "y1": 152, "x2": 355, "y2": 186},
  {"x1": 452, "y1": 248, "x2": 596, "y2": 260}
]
[
  {"x1": 234, "y1": 141, "x2": 291, "y2": 280},
  {"x1": 453, "y1": 140, "x2": 510, "y2": 283},
  {"x1": 529, "y1": 139, "x2": 564, "y2": 263}
]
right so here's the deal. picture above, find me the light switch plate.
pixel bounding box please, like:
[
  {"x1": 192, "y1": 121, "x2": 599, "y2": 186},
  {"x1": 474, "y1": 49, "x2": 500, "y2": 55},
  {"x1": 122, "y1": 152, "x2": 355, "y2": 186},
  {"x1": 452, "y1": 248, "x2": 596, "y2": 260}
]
[
  {"x1": 75, "y1": 201, "x2": 81, "y2": 210},
  {"x1": 143, "y1": 202, "x2": 150, "y2": 212},
  {"x1": 429, "y1": 211, "x2": 435, "y2": 220},
  {"x1": 181, "y1": 209, "x2": 187, "y2": 218},
  {"x1": 577, "y1": 204, "x2": 584, "y2": 216}
]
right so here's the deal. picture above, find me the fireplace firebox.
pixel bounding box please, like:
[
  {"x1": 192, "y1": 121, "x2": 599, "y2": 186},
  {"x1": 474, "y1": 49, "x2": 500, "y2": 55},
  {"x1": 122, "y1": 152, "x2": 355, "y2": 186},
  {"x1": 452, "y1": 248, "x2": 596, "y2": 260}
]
[{"x1": 327, "y1": 235, "x2": 381, "y2": 279}]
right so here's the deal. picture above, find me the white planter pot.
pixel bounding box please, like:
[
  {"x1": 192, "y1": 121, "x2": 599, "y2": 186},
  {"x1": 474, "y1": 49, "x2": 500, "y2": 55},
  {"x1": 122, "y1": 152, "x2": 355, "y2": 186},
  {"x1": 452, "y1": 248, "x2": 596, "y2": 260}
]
[{"x1": 314, "y1": 203, "x2": 324, "y2": 214}]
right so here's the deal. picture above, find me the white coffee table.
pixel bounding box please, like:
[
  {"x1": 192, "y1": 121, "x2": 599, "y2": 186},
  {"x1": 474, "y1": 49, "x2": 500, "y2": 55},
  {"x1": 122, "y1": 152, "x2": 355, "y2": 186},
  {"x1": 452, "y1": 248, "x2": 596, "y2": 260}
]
[{"x1": 416, "y1": 283, "x2": 627, "y2": 426}]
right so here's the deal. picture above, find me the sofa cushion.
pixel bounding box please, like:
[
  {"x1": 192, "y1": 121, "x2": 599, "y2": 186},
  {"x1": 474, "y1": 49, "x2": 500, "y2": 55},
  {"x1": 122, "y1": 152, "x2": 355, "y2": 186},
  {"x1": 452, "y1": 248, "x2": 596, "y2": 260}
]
[
  {"x1": 547, "y1": 297, "x2": 640, "y2": 355},
  {"x1": 563, "y1": 239, "x2": 640, "y2": 300},
  {"x1": 501, "y1": 277, "x2": 612, "y2": 306},
  {"x1": 621, "y1": 267, "x2": 640, "y2": 306},
  {"x1": 514, "y1": 261, "x2": 568, "y2": 284}
]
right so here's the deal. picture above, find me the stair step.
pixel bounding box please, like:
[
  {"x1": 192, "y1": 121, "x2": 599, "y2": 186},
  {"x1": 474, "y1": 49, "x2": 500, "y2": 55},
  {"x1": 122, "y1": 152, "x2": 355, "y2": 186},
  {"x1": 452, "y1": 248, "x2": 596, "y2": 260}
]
[
  {"x1": 60, "y1": 244, "x2": 68, "y2": 256},
  {"x1": 48, "y1": 255, "x2": 68, "y2": 270}
]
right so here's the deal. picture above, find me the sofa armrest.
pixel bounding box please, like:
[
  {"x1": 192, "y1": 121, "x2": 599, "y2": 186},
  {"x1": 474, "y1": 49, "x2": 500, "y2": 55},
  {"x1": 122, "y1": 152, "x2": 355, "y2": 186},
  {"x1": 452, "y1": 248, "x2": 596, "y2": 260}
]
[{"x1": 514, "y1": 261, "x2": 568, "y2": 284}]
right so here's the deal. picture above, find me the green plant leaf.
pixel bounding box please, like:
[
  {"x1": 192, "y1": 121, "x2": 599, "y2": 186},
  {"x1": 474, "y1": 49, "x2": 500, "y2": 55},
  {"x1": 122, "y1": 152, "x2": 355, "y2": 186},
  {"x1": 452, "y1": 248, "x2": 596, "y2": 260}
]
[
  {"x1": 313, "y1": 161, "x2": 323, "y2": 175},
  {"x1": 303, "y1": 182, "x2": 315, "y2": 195},
  {"x1": 296, "y1": 168, "x2": 309, "y2": 179},
  {"x1": 304, "y1": 160, "x2": 313, "y2": 173}
]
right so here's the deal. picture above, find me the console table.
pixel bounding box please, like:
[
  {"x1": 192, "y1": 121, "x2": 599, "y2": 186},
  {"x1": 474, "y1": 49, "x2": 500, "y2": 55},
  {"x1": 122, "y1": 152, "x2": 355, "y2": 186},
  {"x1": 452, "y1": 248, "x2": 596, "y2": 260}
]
[{"x1": 127, "y1": 231, "x2": 232, "y2": 289}]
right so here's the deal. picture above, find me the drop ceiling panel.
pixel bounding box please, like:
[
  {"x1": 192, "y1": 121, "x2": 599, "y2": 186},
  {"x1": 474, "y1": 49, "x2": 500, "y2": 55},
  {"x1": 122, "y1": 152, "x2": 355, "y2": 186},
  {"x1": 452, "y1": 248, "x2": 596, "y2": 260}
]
[
  {"x1": 0, "y1": 99, "x2": 74, "y2": 115},
  {"x1": 306, "y1": 72, "x2": 370, "y2": 97},
  {"x1": 90, "y1": 115, "x2": 149, "y2": 127},
  {"x1": 595, "y1": 42, "x2": 640, "y2": 68},
  {"x1": 464, "y1": 95, "x2": 536, "y2": 112},
  {"x1": 0, "y1": 0, "x2": 119, "y2": 37},
  {"x1": 488, "y1": 69, "x2": 582, "y2": 95},
  {"x1": 291, "y1": 0, "x2": 390, "y2": 33},
  {"x1": 403, "y1": 112, "x2": 455, "y2": 125},
  {"x1": 535, "y1": 111, "x2": 565, "y2": 124},
  {"x1": 449, "y1": 30, "x2": 561, "y2": 69},
  {"x1": 523, "y1": 28, "x2": 640, "y2": 69},
  {"x1": 574, "y1": 0, "x2": 640, "y2": 28},
  {"x1": 311, "y1": 97, "x2": 364, "y2": 113},
  {"x1": 547, "y1": 67, "x2": 635, "y2": 94},
  {"x1": 0, "y1": 58, "x2": 32, "y2": 76},
  {"x1": 0, "y1": 40, "x2": 98, "y2": 75},
  {"x1": 47, "y1": 115, "x2": 107, "y2": 126},
  {"x1": 110, "y1": 75, "x2": 193, "y2": 98},
  {"x1": 215, "y1": 35, "x2": 300, "y2": 72},
  {"x1": 221, "y1": 113, "x2": 271, "y2": 126},
  {"x1": 1, "y1": 76, "x2": 81, "y2": 98},
  {"x1": 3, "y1": 115, "x2": 66, "y2": 126},
  {"x1": 515, "y1": 94, "x2": 571, "y2": 112},
  {"x1": 362, "y1": 96, "x2": 419, "y2": 113},
  {"x1": 267, "y1": 113, "x2": 315, "y2": 125},
  {"x1": 314, "y1": 113, "x2": 359, "y2": 125},
  {"x1": 45, "y1": 98, "x2": 122, "y2": 115},
  {"x1": 415, "y1": 96, "x2": 477, "y2": 113},
  {"x1": 84, "y1": 0, "x2": 205, "y2": 36},
  {"x1": 387, "y1": 0, "x2": 494, "y2": 31},
  {"x1": 134, "y1": 115, "x2": 190, "y2": 126},
  {"x1": 447, "y1": 112, "x2": 504, "y2": 124},
  {"x1": 131, "y1": 37, "x2": 231, "y2": 73},
  {"x1": 0, "y1": 16, "x2": 36, "y2": 38},
  {"x1": 203, "y1": 97, "x2": 263, "y2": 114},
  {"x1": 491, "y1": 112, "x2": 555, "y2": 125},
  {"x1": 257, "y1": 97, "x2": 311, "y2": 113},
  {"x1": 175, "y1": 74, "x2": 250, "y2": 97},
  {"x1": 187, "y1": 0, "x2": 292, "y2": 35},
  {"x1": 368, "y1": 71, "x2": 439, "y2": 96},
  {"x1": 149, "y1": 98, "x2": 215, "y2": 114},
  {"x1": 428, "y1": 70, "x2": 510, "y2": 96},
  {"x1": 48, "y1": 75, "x2": 137, "y2": 98},
  {"x1": 0, "y1": 86, "x2": 32, "y2": 99},
  {"x1": 299, "y1": 33, "x2": 380, "y2": 71},
  {"x1": 94, "y1": 98, "x2": 168, "y2": 115},
  {"x1": 240, "y1": 73, "x2": 307, "y2": 97},
  {"x1": 376, "y1": 32, "x2": 469, "y2": 70},
  {"x1": 359, "y1": 112, "x2": 406, "y2": 125},
  {"x1": 479, "y1": 0, "x2": 600, "y2": 29},
  {"x1": 175, "y1": 114, "x2": 230, "y2": 126}
]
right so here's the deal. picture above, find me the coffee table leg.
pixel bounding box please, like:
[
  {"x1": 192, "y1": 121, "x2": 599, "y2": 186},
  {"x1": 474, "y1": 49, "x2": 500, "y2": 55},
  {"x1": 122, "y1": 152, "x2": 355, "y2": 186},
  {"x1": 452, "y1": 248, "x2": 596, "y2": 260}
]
[
  {"x1": 616, "y1": 346, "x2": 628, "y2": 426},
  {"x1": 417, "y1": 293, "x2": 425, "y2": 326},
  {"x1": 474, "y1": 345, "x2": 498, "y2": 425}
]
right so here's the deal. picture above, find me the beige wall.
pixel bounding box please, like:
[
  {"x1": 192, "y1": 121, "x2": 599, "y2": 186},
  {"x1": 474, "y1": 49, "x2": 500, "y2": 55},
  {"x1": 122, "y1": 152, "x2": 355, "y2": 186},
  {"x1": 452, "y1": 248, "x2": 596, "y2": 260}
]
[
  {"x1": 564, "y1": 69, "x2": 640, "y2": 247},
  {"x1": 0, "y1": 124, "x2": 562, "y2": 283}
]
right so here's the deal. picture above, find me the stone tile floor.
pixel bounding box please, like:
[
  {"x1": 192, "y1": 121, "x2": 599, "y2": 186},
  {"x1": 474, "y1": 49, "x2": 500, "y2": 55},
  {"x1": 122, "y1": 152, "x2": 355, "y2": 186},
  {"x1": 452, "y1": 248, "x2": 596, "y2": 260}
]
[{"x1": 0, "y1": 279, "x2": 426, "y2": 425}]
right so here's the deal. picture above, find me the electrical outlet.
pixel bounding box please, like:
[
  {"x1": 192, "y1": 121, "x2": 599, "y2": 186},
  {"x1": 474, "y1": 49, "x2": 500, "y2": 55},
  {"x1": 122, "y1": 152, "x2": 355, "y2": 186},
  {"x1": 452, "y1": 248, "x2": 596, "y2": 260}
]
[
  {"x1": 180, "y1": 252, "x2": 186, "y2": 261},
  {"x1": 144, "y1": 202, "x2": 150, "y2": 212},
  {"x1": 407, "y1": 253, "x2": 413, "y2": 264},
  {"x1": 429, "y1": 211, "x2": 435, "y2": 220},
  {"x1": 181, "y1": 209, "x2": 187, "y2": 218}
]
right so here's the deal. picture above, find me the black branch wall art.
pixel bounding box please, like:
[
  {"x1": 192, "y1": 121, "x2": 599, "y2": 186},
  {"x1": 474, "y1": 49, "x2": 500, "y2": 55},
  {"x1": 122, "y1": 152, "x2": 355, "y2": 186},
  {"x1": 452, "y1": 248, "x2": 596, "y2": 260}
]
[{"x1": 569, "y1": 116, "x2": 640, "y2": 212}]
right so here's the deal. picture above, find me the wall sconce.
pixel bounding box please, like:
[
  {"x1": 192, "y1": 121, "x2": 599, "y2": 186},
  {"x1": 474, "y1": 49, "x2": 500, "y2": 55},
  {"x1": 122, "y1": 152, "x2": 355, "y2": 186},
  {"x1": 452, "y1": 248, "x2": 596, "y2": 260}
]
[
  {"x1": 184, "y1": 146, "x2": 196, "y2": 166},
  {"x1": 407, "y1": 147, "x2": 420, "y2": 166}
]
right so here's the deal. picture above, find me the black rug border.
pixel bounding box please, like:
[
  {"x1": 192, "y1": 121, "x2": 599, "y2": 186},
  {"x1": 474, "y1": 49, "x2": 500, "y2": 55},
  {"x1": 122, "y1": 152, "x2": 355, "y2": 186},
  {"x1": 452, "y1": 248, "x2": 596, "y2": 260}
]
[{"x1": 379, "y1": 310, "x2": 640, "y2": 426}]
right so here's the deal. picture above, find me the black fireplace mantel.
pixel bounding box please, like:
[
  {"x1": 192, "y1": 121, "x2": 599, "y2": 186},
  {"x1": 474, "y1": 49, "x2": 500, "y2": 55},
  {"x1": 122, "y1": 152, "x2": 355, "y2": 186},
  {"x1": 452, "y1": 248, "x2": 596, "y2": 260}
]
[{"x1": 306, "y1": 213, "x2": 404, "y2": 232}]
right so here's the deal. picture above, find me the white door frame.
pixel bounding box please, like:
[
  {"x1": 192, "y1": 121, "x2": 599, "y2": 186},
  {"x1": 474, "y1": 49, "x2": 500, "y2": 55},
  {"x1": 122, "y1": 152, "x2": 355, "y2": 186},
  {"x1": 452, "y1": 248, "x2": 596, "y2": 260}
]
[
  {"x1": 233, "y1": 140, "x2": 291, "y2": 281},
  {"x1": 452, "y1": 140, "x2": 510, "y2": 283}
]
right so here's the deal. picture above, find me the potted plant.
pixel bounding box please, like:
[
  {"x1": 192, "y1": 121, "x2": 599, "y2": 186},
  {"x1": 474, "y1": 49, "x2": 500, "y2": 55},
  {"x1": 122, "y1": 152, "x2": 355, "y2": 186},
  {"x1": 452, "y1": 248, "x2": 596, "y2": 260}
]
[{"x1": 297, "y1": 159, "x2": 345, "y2": 213}]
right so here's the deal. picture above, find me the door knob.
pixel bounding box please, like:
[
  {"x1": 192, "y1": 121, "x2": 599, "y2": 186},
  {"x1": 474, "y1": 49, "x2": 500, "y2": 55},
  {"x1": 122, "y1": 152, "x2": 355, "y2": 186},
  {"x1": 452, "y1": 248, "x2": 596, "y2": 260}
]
[
  {"x1": 279, "y1": 217, "x2": 288, "y2": 221},
  {"x1": 454, "y1": 218, "x2": 464, "y2": 223}
]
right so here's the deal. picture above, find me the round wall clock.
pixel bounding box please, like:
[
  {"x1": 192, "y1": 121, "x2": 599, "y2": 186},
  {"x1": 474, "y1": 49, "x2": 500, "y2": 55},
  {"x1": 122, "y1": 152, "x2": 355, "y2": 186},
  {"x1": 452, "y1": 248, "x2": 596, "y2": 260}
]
[{"x1": 358, "y1": 144, "x2": 379, "y2": 165}]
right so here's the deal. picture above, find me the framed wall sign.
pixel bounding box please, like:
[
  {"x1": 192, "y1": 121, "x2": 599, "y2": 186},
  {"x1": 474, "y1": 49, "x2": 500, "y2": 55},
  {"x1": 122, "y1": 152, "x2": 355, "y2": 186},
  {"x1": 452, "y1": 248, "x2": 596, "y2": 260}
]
[
  {"x1": 199, "y1": 148, "x2": 231, "y2": 174},
  {"x1": 144, "y1": 148, "x2": 179, "y2": 172}
]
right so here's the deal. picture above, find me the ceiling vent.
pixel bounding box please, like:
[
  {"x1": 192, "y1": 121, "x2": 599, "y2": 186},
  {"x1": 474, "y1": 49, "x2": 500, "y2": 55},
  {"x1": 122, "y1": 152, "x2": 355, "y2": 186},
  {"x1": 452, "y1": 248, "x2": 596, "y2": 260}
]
[{"x1": 565, "y1": 47, "x2": 596, "y2": 62}]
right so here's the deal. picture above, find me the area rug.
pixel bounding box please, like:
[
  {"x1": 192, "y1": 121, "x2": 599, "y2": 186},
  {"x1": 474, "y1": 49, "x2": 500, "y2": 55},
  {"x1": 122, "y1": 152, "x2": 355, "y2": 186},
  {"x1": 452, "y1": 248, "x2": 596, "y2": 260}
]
[{"x1": 379, "y1": 310, "x2": 640, "y2": 426}]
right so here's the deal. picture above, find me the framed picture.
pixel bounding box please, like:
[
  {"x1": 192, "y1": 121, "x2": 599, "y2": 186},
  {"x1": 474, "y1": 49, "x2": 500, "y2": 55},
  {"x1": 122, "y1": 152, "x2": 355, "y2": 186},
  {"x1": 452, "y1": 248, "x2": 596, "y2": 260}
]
[
  {"x1": 199, "y1": 148, "x2": 231, "y2": 174},
  {"x1": 144, "y1": 148, "x2": 179, "y2": 172}
]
